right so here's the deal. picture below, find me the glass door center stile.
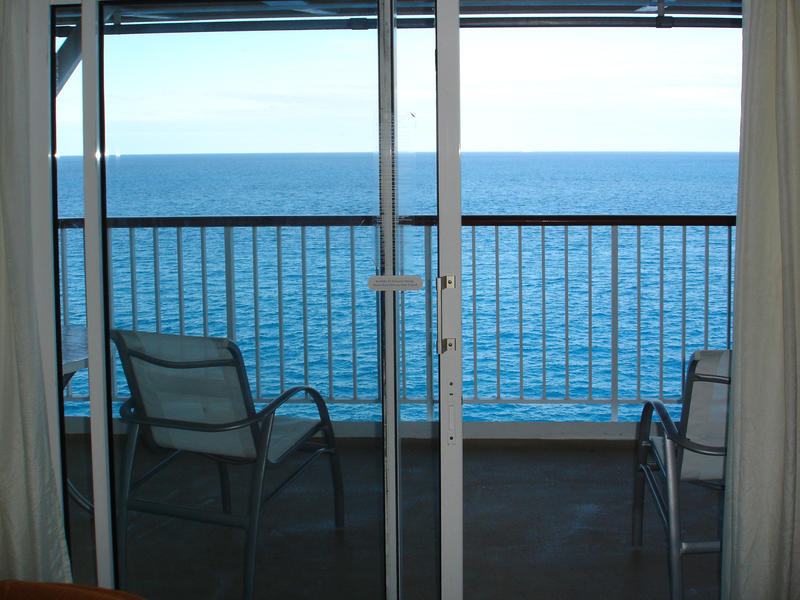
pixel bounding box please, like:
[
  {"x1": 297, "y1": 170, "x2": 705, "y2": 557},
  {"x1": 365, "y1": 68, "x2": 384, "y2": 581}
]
[
  {"x1": 434, "y1": 0, "x2": 464, "y2": 596},
  {"x1": 80, "y1": 0, "x2": 115, "y2": 587}
]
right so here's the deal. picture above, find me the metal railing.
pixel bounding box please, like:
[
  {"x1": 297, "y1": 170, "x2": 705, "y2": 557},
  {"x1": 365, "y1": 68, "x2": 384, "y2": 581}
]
[
  {"x1": 459, "y1": 215, "x2": 734, "y2": 422},
  {"x1": 58, "y1": 214, "x2": 735, "y2": 421}
]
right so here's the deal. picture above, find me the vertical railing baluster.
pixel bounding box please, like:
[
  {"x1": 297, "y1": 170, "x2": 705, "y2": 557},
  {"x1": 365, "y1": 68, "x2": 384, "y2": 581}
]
[
  {"x1": 471, "y1": 226, "x2": 478, "y2": 400},
  {"x1": 564, "y1": 225, "x2": 570, "y2": 401},
  {"x1": 399, "y1": 226, "x2": 407, "y2": 402},
  {"x1": 588, "y1": 226, "x2": 593, "y2": 401},
  {"x1": 681, "y1": 226, "x2": 687, "y2": 392},
  {"x1": 495, "y1": 225, "x2": 501, "y2": 401},
  {"x1": 350, "y1": 226, "x2": 358, "y2": 401},
  {"x1": 60, "y1": 228, "x2": 70, "y2": 326},
  {"x1": 636, "y1": 226, "x2": 641, "y2": 400},
  {"x1": 107, "y1": 229, "x2": 117, "y2": 399},
  {"x1": 425, "y1": 225, "x2": 433, "y2": 419},
  {"x1": 301, "y1": 226, "x2": 309, "y2": 387},
  {"x1": 130, "y1": 228, "x2": 138, "y2": 330},
  {"x1": 153, "y1": 227, "x2": 161, "y2": 333},
  {"x1": 224, "y1": 226, "x2": 236, "y2": 340},
  {"x1": 277, "y1": 226, "x2": 285, "y2": 391},
  {"x1": 727, "y1": 225, "x2": 733, "y2": 349},
  {"x1": 252, "y1": 226, "x2": 261, "y2": 400},
  {"x1": 659, "y1": 226, "x2": 665, "y2": 400},
  {"x1": 518, "y1": 226, "x2": 524, "y2": 401},
  {"x1": 541, "y1": 226, "x2": 547, "y2": 401},
  {"x1": 107, "y1": 229, "x2": 114, "y2": 326},
  {"x1": 177, "y1": 227, "x2": 184, "y2": 335},
  {"x1": 60, "y1": 228, "x2": 72, "y2": 397},
  {"x1": 373, "y1": 225, "x2": 380, "y2": 403},
  {"x1": 326, "y1": 226, "x2": 334, "y2": 400},
  {"x1": 704, "y1": 225, "x2": 710, "y2": 349},
  {"x1": 611, "y1": 225, "x2": 618, "y2": 421},
  {"x1": 200, "y1": 227, "x2": 208, "y2": 337}
]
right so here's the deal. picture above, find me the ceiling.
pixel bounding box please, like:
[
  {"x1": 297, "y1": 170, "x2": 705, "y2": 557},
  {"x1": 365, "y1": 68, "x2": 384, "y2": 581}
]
[{"x1": 53, "y1": 0, "x2": 742, "y2": 35}]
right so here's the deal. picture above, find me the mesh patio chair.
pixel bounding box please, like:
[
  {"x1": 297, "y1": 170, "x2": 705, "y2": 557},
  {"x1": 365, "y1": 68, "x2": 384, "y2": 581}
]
[
  {"x1": 632, "y1": 349, "x2": 731, "y2": 600},
  {"x1": 111, "y1": 329, "x2": 344, "y2": 600}
]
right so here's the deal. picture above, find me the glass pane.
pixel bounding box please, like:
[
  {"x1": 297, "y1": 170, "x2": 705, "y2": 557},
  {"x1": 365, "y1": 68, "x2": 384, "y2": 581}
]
[
  {"x1": 459, "y1": 17, "x2": 740, "y2": 597},
  {"x1": 52, "y1": 3, "x2": 96, "y2": 585},
  {"x1": 101, "y1": 2, "x2": 385, "y2": 597},
  {"x1": 396, "y1": 22, "x2": 440, "y2": 598}
]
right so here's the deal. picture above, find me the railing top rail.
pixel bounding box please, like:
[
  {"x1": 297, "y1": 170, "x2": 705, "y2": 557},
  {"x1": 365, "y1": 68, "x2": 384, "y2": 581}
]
[
  {"x1": 462, "y1": 214, "x2": 736, "y2": 227},
  {"x1": 57, "y1": 214, "x2": 736, "y2": 229},
  {"x1": 61, "y1": 215, "x2": 380, "y2": 228}
]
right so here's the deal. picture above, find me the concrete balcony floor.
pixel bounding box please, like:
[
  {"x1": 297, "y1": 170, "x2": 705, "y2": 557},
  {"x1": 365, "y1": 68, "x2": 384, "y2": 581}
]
[{"x1": 65, "y1": 436, "x2": 721, "y2": 599}]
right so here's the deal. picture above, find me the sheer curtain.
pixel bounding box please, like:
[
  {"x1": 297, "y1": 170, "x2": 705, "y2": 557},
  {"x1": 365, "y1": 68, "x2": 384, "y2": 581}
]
[
  {"x1": 0, "y1": 0, "x2": 72, "y2": 581},
  {"x1": 722, "y1": 0, "x2": 800, "y2": 597}
]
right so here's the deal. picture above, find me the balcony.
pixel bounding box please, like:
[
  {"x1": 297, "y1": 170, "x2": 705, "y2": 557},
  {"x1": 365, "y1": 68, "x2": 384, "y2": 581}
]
[
  {"x1": 57, "y1": 213, "x2": 735, "y2": 435},
  {"x1": 58, "y1": 212, "x2": 731, "y2": 597}
]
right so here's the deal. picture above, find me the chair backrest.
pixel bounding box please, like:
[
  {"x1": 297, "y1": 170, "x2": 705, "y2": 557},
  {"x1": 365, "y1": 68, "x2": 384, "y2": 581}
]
[
  {"x1": 678, "y1": 349, "x2": 731, "y2": 480},
  {"x1": 111, "y1": 329, "x2": 258, "y2": 459}
]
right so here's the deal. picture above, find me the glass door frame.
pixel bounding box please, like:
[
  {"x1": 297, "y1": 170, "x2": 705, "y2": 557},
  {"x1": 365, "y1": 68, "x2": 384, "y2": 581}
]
[
  {"x1": 435, "y1": 0, "x2": 463, "y2": 596},
  {"x1": 32, "y1": 0, "x2": 466, "y2": 596},
  {"x1": 80, "y1": 0, "x2": 116, "y2": 587}
]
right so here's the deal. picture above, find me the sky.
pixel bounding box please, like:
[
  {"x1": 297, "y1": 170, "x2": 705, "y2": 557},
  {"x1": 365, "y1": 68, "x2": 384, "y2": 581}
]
[{"x1": 55, "y1": 25, "x2": 742, "y2": 155}]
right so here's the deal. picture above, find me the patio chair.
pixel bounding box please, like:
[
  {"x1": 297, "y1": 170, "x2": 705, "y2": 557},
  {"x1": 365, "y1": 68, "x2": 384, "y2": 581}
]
[
  {"x1": 632, "y1": 349, "x2": 731, "y2": 600},
  {"x1": 110, "y1": 329, "x2": 344, "y2": 600}
]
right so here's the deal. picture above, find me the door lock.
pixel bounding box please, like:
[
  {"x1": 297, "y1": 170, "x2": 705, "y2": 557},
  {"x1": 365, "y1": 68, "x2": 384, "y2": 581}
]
[{"x1": 436, "y1": 274, "x2": 457, "y2": 354}]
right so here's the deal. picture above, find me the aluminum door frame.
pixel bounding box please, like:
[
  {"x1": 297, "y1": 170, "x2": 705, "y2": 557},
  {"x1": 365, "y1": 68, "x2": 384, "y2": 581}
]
[
  {"x1": 80, "y1": 0, "x2": 117, "y2": 587},
  {"x1": 435, "y1": 0, "x2": 463, "y2": 597}
]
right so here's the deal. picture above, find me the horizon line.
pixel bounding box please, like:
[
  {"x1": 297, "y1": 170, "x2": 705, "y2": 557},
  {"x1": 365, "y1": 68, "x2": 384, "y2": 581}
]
[{"x1": 55, "y1": 149, "x2": 740, "y2": 158}]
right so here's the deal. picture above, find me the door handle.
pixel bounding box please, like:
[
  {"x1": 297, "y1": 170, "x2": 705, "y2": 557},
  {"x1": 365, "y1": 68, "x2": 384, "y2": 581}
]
[{"x1": 437, "y1": 274, "x2": 456, "y2": 354}]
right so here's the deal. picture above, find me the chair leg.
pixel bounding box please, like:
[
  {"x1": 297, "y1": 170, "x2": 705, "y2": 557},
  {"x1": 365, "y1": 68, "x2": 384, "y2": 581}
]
[
  {"x1": 322, "y1": 423, "x2": 344, "y2": 528},
  {"x1": 632, "y1": 461, "x2": 646, "y2": 546},
  {"x1": 633, "y1": 436, "x2": 651, "y2": 546},
  {"x1": 218, "y1": 462, "x2": 232, "y2": 514},
  {"x1": 664, "y1": 438, "x2": 683, "y2": 600},
  {"x1": 242, "y1": 457, "x2": 269, "y2": 600},
  {"x1": 329, "y1": 450, "x2": 344, "y2": 528}
]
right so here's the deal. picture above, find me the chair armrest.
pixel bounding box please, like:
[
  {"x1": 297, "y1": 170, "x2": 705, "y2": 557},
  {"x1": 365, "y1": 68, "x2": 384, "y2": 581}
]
[
  {"x1": 694, "y1": 373, "x2": 731, "y2": 386},
  {"x1": 636, "y1": 399, "x2": 725, "y2": 457},
  {"x1": 120, "y1": 385, "x2": 333, "y2": 443},
  {"x1": 636, "y1": 400, "x2": 676, "y2": 445},
  {"x1": 262, "y1": 385, "x2": 333, "y2": 426},
  {"x1": 678, "y1": 438, "x2": 726, "y2": 456},
  {"x1": 119, "y1": 398, "x2": 273, "y2": 432}
]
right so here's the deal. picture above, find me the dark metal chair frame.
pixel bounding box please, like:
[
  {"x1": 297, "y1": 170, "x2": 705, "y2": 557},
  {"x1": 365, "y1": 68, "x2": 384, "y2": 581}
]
[
  {"x1": 111, "y1": 329, "x2": 344, "y2": 600},
  {"x1": 632, "y1": 350, "x2": 731, "y2": 600}
]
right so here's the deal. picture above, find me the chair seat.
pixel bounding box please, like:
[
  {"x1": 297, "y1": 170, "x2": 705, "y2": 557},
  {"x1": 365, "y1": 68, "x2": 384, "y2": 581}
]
[
  {"x1": 651, "y1": 435, "x2": 726, "y2": 481},
  {"x1": 268, "y1": 416, "x2": 321, "y2": 462}
]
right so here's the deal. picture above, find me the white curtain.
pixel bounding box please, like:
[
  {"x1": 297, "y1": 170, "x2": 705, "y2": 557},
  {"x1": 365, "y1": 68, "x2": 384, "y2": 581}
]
[
  {"x1": 722, "y1": 0, "x2": 800, "y2": 597},
  {"x1": 0, "y1": 0, "x2": 72, "y2": 582}
]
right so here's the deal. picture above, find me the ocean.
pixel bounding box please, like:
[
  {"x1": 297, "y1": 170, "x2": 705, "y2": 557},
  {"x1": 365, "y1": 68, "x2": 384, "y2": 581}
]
[{"x1": 56, "y1": 152, "x2": 738, "y2": 422}]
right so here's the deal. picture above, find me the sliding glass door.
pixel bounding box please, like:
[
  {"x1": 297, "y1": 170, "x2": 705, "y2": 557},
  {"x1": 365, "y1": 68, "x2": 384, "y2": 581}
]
[
  {"x1": 44, "y1": 1, "x2": 741, "y2": 598},
  {"x1": 61, "y1": 0, "x2": 463, "y2": 597}
]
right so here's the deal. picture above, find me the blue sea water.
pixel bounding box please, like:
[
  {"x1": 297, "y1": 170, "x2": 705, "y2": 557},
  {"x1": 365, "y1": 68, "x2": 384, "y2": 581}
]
[{"x1": 57, "y1": 152, "x2": 738, "y2": 422}]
